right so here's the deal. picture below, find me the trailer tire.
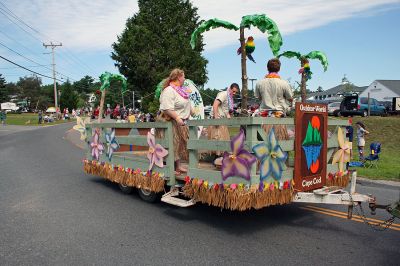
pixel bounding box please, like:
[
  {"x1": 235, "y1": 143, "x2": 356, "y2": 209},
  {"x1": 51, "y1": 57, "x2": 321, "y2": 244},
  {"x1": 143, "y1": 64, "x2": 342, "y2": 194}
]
[
  {"x1": 118, "y1": 184, "x2": 133, "y2": 194},
  {"x1": 138, "y1": 188, "x2": 159, "y2": 203}
]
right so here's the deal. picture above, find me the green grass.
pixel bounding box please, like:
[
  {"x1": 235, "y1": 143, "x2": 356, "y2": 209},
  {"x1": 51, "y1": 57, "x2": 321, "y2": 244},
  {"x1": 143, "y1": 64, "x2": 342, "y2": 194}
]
[
  {"x1": 5, "y1": 113, "x2": 71, "y2": 126},
  {"x1": 347, "y1": 116, "x2": 400, "y2": 181}
]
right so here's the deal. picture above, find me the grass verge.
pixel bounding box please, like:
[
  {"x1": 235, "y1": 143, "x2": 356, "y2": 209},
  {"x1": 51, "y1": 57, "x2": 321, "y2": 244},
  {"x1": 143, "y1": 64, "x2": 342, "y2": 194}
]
[{"x1": 4, "y1": 113, "x2": 71, "y2": 126}]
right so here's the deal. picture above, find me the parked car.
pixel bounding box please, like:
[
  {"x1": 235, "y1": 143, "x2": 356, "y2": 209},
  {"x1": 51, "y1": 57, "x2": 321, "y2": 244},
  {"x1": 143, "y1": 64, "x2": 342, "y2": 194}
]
[
  {"x1": 327, "y1": 101, "x2": 341, "y2": 116},
  {"x1": 339, "y1": 95, "x2": 386, "y2": 117}
]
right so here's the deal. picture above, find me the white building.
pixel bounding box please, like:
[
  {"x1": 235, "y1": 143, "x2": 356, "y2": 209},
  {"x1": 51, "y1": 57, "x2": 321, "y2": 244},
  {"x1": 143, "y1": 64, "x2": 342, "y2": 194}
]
[
  {"x1": 359, "y1": 80, "x2": 400, "y2": 102},
  {"x1": 307, "y1": 76, "x2": 366, "y2": 102}
]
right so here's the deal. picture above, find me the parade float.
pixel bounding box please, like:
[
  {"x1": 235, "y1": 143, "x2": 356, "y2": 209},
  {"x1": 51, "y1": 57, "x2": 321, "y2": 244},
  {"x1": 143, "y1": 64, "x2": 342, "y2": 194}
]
[{"x1": 77, "y1": 14, "x2": 399, "y2": 225}]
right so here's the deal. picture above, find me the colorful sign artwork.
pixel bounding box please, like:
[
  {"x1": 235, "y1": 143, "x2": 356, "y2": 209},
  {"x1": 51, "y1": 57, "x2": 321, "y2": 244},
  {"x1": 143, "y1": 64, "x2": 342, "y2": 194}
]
[{"x1": 294, "y1": 103, "x2": 328, "y2": 191}]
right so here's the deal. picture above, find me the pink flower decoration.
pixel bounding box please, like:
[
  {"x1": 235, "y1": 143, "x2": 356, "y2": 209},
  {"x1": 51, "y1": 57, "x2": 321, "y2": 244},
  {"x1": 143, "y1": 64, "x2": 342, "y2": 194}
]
[
  {"x1": 90, "y1": 129, "x2": 104, "y2": 160},
  {"x1": 147, "y1": 132, "x2": 168, "y2": 170},
  {"x1": 221, "y1": 129, "x2": 256, "y2": 181}
]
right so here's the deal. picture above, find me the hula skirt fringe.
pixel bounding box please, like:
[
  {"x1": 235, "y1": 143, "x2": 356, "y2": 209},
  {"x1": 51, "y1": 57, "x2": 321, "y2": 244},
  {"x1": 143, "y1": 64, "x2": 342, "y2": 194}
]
[
  {"x1": 183, "y1": 182, "x2": 294, "y2": 211},
  {"x1": 83, "y1": 160, "x2": 165, "y2": 192}
]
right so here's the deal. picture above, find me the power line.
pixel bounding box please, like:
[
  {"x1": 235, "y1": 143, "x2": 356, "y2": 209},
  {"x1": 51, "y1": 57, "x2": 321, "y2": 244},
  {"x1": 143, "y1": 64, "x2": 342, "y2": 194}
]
[
  {"x1": 0, "y1": 65, "x2": 50, "y2": 69},
  {"x1": 0, "y1": 40, "x2": 75, "y2": 81},
  {"x1": 0, "y1": 2, "x2": 95, "y2": 74},
  {"x1": 0, "y1": 2, "x2": 42, "y2": 36},
  {"x1": 0, "y1": 8, "x2": 43, "y2": 43},
  {"x1": 0, "y1": 54, "x2": 62, "y2": 81},
  {"x1": 0, "y1": 3, "x2": 94, "y2": 77}
]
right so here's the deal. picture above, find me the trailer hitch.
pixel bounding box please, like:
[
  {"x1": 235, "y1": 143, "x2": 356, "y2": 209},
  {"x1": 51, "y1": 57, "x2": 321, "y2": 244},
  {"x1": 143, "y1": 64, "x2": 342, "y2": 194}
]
[{"x1": 369, "y1": 199, "x2": 400, "y2": 219}]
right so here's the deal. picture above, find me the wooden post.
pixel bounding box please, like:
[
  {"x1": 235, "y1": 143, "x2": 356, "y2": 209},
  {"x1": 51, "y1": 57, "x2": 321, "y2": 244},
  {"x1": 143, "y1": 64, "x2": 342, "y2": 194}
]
[
  {"x1": 240, "y1": 27, "x2": 248, "y2": 113},
  {"x1": 98, "y1": 89, "x2": 106, "y2": 123}
]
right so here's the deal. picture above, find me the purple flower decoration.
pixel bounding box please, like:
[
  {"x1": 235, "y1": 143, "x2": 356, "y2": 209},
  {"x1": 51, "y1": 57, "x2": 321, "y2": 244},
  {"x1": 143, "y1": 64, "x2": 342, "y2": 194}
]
[
  {"x1": 252, "y1": 128, "x2": 287, "y2": 181},
  {"x1": 221, "y1": 129, "x2": 256, "y2": 181},
  {"x1": 147, "y1": 132, "x2": 168, "y2": 170},
  {"x1": 90, "y1": 129, "x2": 104, "y2": 161},
  {"x1": 105, "y1": 128, "x2": 120, "y2": 161}
]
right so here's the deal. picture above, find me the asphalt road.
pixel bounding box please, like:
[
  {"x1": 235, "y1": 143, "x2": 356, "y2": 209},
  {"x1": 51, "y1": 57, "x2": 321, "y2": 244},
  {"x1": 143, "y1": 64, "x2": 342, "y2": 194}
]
[{"x1": 1, "y1": 123, "x2": 399, "y2": 265}]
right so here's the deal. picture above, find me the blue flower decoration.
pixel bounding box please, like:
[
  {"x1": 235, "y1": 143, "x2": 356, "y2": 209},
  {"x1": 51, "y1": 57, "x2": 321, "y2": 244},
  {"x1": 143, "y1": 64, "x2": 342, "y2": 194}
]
[
  {"x1": 252, "y1": 129, "x2": 287, "y2": 181},
  {"x1": 105, "y1": 128, "x2": 120, "y2": 161}
]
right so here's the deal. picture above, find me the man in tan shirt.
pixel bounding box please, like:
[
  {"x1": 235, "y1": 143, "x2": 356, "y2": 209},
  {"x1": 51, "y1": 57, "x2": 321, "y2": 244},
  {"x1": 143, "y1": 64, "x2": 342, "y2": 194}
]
[{"x1": 255, "y1": 58, "x2": 293, "y2": 115}]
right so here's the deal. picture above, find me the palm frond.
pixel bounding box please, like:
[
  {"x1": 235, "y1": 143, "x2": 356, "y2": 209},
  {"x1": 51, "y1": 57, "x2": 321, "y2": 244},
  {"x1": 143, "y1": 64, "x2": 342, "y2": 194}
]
[
  {"x1": 240, "y1": 14, "x2": 283, "y2": 56},
  {"x1": 278, "y1": 51, "x2": 302, "y2": 60},
  {"x1": 190, "y1": 19, "x2": 239, "y2": 49},
  {"x1": 100, "y1": 72, "x2": 127, "y2": 93},
  {"x1": 305, "y1": 51, "x2": 328, "y2": 71}
]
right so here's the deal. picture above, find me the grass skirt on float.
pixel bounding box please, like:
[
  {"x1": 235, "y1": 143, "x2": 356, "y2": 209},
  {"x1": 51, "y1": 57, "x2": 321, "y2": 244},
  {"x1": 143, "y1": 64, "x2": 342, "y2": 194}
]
[
  {"x1": 155, "y1": 113, "x2": 189, "y2": 161},
  {"x1": 207, "y1": 125, "x2": 230, "y2": 156}
]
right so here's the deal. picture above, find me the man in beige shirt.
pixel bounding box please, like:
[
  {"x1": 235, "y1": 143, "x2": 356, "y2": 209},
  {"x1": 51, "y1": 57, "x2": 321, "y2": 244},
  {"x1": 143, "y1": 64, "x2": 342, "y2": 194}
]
[{"x1": 255, "y1": 58, "x2": 293, "y2": 115}]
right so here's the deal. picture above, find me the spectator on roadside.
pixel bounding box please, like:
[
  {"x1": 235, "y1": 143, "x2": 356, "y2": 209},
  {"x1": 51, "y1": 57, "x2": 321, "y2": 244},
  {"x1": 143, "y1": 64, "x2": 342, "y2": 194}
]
[
  {"x1": 356, "y1": 121, "x2": 369, "y2": 161},
  {"x1": 0, "y1": 110, "x2": 6, "y2": 126},
  {"x1": 38, "y1": 110, "x2": 43, "y2": 124},
  {"x1": 346, "y1": 118, "x2": 354, "y2": 160}
]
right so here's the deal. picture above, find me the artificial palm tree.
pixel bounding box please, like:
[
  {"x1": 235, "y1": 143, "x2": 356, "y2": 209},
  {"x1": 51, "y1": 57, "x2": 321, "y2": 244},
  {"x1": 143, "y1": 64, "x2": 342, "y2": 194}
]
[
  {"x1": 277, "y1": 51, "x2": 328, "y2": 102},
  {"x1": 190, "y1": 14, "x2": 283, "y2": 111}
]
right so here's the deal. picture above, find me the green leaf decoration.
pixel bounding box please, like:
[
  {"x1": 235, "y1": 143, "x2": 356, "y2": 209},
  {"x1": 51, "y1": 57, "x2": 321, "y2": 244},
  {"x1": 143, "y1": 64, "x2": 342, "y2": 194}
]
[
  {"x1": 99, "y1": 72, "x2": 127, "y2": 93},
  {"x1": 190, "y1": 18, "x2": 239, "y2": 49},
  {"x1": 155, "y1": 79, "x2": 165, "y2": 100},
  {"x1": 240, "y1": 14, "x2": 283, "y2": 56},
  {"x1": 278, "y1": 51, "x2": 302, "y2": 60},
  {"x1": 305, "y1": 51, "x2": 328, "y2": 72}
]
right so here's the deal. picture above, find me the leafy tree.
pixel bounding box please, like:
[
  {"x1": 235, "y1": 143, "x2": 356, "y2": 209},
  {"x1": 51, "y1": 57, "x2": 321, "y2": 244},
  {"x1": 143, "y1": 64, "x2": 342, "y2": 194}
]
[
  {"x1": 73, "y1": 75, "x2": 97, "y2": 94},
  {"x1": 199, "y1": 88, "x2": 220, "y2": 106},
  {"x1": 17, "y1": 76, "x2": 42, "y2": 109},
  {"x1": 60, "y1": 80, "x2": 78, "y2": 111},
  {"x1": 317, "y1": 86, "x2": 323, "y2": 92},
  {"x1": 0, "y1": 74, "x2": 9, "y2": 102},
  {"x1": 111, "y1": 0, "x2": 208, "y2": 112}
]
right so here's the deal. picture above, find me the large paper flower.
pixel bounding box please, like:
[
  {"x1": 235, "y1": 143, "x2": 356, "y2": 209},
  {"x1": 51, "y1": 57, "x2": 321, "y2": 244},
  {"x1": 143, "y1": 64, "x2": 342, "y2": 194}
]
[
  {"x1": 73, "y1": 116, "x2": 90, "y2": 140},
  {"x1": 252, "y1": 129, "x2": 287, "y2": 181},
  {"x1": 105, "y1": 128, "x2": 120, "y2": 161},
  {"x1": 221, "y1": 129, "x2": 256, "y2": 181},
  {"x1": 147, "y1": 132, "x2": 168, "y2": 170},
  {"x1": 90, "y1": 129, "x2": 104, "y2": 160},
  {"x1": 332, "y1": 127, "x2": 351, "y2": 172}
]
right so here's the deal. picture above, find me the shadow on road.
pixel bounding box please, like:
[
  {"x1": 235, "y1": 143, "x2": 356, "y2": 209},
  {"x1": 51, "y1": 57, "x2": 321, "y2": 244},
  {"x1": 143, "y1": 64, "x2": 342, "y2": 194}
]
[{"x1": 86, "y1": 176, "x2": 364, "y2": 237}]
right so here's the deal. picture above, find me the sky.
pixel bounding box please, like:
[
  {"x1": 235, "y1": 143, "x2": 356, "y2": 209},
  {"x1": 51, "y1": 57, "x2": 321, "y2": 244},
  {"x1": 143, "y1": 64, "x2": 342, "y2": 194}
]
[{"x1": 0, "y1": 0, "x2": 399, "y2": 95}]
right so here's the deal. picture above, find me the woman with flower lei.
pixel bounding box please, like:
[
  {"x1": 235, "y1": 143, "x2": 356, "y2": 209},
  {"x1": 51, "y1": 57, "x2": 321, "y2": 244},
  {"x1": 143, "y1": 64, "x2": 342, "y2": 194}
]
[
  {"x1": 208, "y1": 83, "x2": 240, "y2": 156},
  {"x1": 159, "y1": 68, "x2": 192, "y2": 175}
]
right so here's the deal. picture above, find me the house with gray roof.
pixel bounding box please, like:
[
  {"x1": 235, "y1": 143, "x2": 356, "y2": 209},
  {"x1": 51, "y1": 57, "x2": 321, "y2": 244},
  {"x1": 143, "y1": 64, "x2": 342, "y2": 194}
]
[
  {"x1": 359, "y1": 80, "x2": 400, "y2": 102},
  {"x1": 307, "y1": 75, "x2": 367, "y2": 102}
]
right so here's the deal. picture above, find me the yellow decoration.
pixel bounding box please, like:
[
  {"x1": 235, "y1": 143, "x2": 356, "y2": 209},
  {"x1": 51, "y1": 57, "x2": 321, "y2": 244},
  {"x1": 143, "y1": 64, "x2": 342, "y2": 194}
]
[{"x1": 332, "y1": 127, "x2": 351, "y2": 172}]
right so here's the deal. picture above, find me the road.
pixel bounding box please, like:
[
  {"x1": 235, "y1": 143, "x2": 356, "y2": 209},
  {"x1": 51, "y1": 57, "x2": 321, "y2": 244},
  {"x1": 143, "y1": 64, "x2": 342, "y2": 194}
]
[{"x1": 0, "y1": 123, "x2": 399, "y2": 265}]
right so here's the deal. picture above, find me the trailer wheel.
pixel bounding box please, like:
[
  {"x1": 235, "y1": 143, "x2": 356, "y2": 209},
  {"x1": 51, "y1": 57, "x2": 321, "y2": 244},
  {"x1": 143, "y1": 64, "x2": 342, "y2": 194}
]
[
  {"x1": 118, "y1": 184, "x2": 133, "y2": 194},
  {"x1": 138, "y1": 188, "x2": 159, "y2": 203}
]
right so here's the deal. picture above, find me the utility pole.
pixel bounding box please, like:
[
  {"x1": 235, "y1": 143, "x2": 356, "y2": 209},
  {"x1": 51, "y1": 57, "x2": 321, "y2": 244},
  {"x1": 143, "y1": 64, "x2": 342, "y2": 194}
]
[{"x1": 43, "y1": 42, "x2": 62, "y2": 109}]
